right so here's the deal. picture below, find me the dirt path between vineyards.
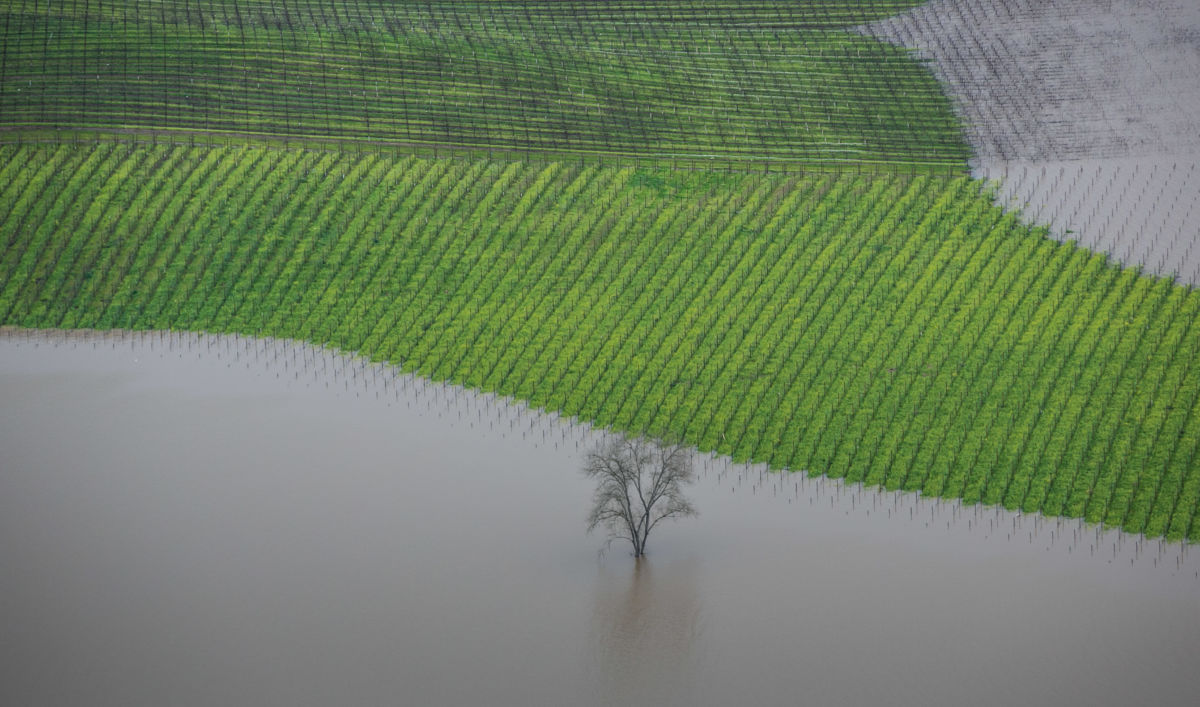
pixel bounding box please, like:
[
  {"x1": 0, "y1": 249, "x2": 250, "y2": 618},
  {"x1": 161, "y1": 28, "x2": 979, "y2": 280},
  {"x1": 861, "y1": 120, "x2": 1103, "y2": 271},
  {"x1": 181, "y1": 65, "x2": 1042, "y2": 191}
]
[{"x1": 859, "y1": 0, "x2": 1200, "y2": 283}]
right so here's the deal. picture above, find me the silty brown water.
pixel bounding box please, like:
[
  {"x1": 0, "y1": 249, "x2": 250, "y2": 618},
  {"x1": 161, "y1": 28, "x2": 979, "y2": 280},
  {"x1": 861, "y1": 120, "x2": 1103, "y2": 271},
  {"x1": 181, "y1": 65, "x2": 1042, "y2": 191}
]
[{"x1": 1, "y1": 329, "x2": 1197, "y2": 707}]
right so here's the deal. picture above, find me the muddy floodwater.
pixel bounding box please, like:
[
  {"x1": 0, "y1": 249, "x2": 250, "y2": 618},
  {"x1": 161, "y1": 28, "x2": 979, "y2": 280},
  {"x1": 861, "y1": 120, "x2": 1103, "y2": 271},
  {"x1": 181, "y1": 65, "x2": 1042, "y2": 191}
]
[{"x1": 2, "y1": 329, "x2": 1197, "y2": 707}]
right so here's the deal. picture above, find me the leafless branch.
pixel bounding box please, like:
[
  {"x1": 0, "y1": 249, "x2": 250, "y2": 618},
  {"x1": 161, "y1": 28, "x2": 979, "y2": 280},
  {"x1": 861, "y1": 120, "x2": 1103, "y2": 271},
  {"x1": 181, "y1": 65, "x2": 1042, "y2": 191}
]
[{"x1": 583, "y1": 434, "x2": 697, "y2": 558}]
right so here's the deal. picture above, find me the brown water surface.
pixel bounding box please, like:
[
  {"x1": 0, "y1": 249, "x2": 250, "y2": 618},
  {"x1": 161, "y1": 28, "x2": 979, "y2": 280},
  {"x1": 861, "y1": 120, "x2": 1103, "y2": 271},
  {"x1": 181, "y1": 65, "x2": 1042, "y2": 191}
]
[{"x1": 1, "y1": 330, "x2": 1197, "y2": 706}]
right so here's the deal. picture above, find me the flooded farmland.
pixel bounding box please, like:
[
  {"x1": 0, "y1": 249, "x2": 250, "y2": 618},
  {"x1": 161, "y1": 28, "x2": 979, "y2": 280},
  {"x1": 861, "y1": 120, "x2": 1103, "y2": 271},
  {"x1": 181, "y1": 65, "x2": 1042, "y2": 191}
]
[
  {"x1": 861, "y1": 0, "x2": 1200, "y2": 284},
  {"x1": 1, "y1": 329, "x2": 1197, "y2": 707}
]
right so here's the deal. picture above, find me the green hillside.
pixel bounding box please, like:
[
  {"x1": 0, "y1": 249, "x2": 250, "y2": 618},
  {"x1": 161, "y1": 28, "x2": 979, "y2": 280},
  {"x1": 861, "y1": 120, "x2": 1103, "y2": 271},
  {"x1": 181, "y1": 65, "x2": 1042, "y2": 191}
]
[
  {"x1": 1, "y1": 1, "x2": 1198, "y2": 541},
  {"x1": 0, "y1": 0, "x2": 965, "y2": 169},
  {"x1": 3, "y1": 142, "x2": 1198, "y2": 540}
]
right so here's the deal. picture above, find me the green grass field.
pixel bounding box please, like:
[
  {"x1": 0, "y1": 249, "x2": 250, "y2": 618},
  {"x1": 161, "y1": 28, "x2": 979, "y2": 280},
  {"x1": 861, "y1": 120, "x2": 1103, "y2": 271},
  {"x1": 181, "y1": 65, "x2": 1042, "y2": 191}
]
[
  {"x1": 3, "y1": 142, "x2": 1198, "y2": 540},
  {"x1": 1, "y1": 1, "x2": 1198, "y2": 541}
]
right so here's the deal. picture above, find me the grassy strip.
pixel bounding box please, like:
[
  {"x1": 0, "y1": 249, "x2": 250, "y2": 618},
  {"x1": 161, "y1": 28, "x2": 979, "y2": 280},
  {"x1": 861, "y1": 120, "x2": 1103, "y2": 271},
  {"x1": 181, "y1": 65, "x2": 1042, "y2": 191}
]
[{"x1": 2, "y1": 142, "x2": 1198, "y2": 540}]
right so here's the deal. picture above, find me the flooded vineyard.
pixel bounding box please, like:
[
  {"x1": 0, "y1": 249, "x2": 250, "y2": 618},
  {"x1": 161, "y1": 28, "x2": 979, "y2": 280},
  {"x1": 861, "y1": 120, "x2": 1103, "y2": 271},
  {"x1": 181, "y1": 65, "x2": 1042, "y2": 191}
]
[
  {"x1": 2, "y1": 328, "x2": 1197, "y2": 706},
  {"x1": 861, "y1": 0, "x2": 1200, "y2": 284}
]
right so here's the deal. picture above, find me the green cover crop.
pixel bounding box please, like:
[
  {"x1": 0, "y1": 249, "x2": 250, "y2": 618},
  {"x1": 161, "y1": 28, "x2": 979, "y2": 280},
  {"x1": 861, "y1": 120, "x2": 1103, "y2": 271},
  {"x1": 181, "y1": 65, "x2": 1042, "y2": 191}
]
[
  {"x1": 0, "y1": 0, "x2": 965, "y2": 169},
  {"x1": 2, "y1": 142, "x2": 1198, "y2": 540},
  {"x1": 2, "y1": 1, "x2": 1196, "y2": 542}
]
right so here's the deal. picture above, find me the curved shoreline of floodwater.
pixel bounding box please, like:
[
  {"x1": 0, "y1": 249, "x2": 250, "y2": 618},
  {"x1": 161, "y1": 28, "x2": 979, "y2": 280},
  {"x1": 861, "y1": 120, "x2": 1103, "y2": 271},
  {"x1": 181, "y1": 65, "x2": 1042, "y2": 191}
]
[
  {"x1": 3, "y1": 325, "x2": 1199, "y2": 706},
  {"x1": 3, "y1": 326, "x2": 1193, "y2": 571},
  {"x1": 7, "y1": 326, "x2": 1200, "y2": 706}
]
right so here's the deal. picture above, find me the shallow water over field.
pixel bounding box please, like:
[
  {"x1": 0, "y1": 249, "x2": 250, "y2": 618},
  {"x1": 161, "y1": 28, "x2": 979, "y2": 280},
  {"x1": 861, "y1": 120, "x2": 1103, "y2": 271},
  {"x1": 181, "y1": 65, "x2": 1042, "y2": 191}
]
[
  {"x1": 1, "y1": 329, "x2": 1197, "y2": 707},
  {"x1": 861, "y1": 0, "x2": 1200, "y2": 284}
]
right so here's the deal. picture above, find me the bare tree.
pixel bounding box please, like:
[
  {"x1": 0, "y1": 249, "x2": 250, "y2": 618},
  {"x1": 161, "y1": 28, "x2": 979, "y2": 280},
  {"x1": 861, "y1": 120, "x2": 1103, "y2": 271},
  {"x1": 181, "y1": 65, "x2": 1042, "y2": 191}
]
[{"x1": 584, "y1": 435, "x2": 697, "y2": 558}]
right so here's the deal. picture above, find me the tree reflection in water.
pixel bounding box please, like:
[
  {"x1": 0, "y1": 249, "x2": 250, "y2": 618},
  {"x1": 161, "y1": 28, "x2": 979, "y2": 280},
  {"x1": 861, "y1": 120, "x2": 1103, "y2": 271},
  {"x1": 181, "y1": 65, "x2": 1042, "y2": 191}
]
[{"x1": 587, "y1": 557, "x2": 703, "y2": 706}]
